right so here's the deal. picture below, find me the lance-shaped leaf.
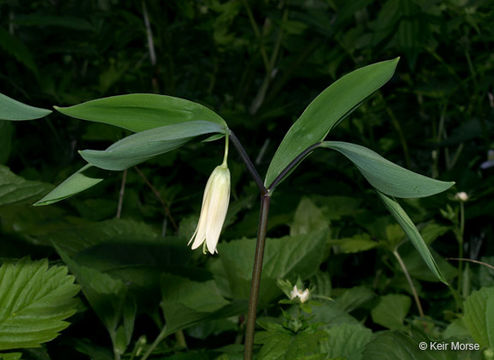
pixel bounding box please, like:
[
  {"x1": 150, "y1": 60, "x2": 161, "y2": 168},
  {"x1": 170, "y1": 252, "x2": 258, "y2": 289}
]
[
  {"x1": 265, "y1": 58, "x2": 399, "y2": 188},
  {"x1": 54, "y1": 93, "x2": 226, "y2": 132},
  {"x1": 378, "y1": 192, "x2": 447, "y2": 284},
  {"x1": 321, "y1": 141, "x2": 454, "y2": 198},
  {"x1": 79, "y1": 120, "x2": 225, "y2": 171},
  {"x1": 0, "y1": 258, "x2": 79, "y2": 351},
  {"x1": 34, "y1": 164, "x2": 105, "y2": 206},
  {"x1": 0, "y1": 93, "x2": 51, "y2": 121}
]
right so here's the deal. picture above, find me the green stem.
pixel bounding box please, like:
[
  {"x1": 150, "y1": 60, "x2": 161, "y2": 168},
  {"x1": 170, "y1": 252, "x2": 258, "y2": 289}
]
[
  {"x1": 141, "y1": 326, "x2": 167, "y2": 360},
  {"x1": 457, "y1": 202, "x2": 465, "y2": 295},
  {"x1": 244, "y1": 193, "x2": 271, "y2": 360},
  {"x1": 393, "y1": 249, "x2": 424, "y2": 317}
]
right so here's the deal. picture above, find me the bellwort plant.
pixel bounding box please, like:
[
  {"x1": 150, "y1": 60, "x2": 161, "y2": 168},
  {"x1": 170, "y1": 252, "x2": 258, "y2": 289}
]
[{"x1": 2, "y1": 58, "x2": 455, "y2": 359}]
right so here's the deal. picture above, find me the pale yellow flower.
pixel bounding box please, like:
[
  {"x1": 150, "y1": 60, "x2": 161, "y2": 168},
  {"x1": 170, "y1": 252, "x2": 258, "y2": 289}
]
[{"x1": 188, "y1": 164, "x2": 231, "y2": 254}]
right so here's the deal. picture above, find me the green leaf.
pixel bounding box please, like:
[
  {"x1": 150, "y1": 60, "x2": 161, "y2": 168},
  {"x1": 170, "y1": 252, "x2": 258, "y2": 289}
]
[
  {"x1": 320, "y1": 324, "x2": 373, "y2": 360},
  {"x1": 256, "y1": 329, "x2": 327, "y2": 360},
  {"x1": 362, "y1": 331, "x2": 435, "y2": 360},
  {"x1": 378, "y1": 192, "x2": 447, "y2": 284},
  {"x1": 265, "y1": 58, "x2": 399, "y2": 188},
  {"x1": 212, "y1": 230, "x2": 327, "y2": 305},
  {"x1": 0, "y1": 93, "x2": 51, "y2": 121},
  {"x1": 329, "y1": 233, "x2": 378, "y2": 254},
  {"x1": 336, "y1": 286, "x2": 375, "y2": 312},
  {"x1": 463, "y1": 287, "x2": 494, "y2": 348},
  {"x1": 54, "y1": 93, "x2": 226, "y2": 132},
  {"x1": 290, "y1": 197, "x2": 328, "y2": 236},
  {"x1": 320, "y1": 141, "x2": 454, "y2": 198},
  {"x1": 0, "y1": 258, "x2": 79, "y2": 351},
  {"x1": 371, "y1": 294, "x2": 411, "y2": 330},
  {"x1": 79, "y1": 120, "x2": 225, "y2": 171},
  {"x1": 0, "y1": 352, "x2": 22, "y2": 360},
  {"x1": 55, "y1": 248, "x2": 136, "y2": 355},
  {"x1": 0, "y1": 165, "x2": 53, "y2": 208},
  {"x1": 160, "y1": 274, "x2": 233, "y2": 334},
  {"x1": 33, "y1": 164, "x2": 104, "y2": 206}
]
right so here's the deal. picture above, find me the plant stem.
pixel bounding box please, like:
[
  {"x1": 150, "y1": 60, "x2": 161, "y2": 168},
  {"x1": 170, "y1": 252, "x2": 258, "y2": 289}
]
[
  {"x1": 141, "y1": 325, "x2": 167, "y2": 360},
  {"x1": 229, "y1": 130, "x2": 266, "y2": 193},
  {"x1": 244, "y1": 193, "x2": 271, "y2": 360},
  {"x1": 116, "y1": 169, "x2": 127, "y2": 218},
  {"x1": 393, "y1": 249, "x2": 425, "y2": 317},
  {"x1": 457, "y1": 202, "x2": 465, "y2": 295}
]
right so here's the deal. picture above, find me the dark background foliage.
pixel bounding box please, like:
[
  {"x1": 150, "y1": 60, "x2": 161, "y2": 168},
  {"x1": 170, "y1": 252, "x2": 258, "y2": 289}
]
[{"x1": 1, "y1": 0, "x2": 494, "y2": 359}]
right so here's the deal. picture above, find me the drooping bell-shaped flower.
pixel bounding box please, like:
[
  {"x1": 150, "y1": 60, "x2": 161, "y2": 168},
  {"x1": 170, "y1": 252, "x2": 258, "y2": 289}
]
[{"x1": 188, "y1": 163, "x2": 231, "y2": 254}]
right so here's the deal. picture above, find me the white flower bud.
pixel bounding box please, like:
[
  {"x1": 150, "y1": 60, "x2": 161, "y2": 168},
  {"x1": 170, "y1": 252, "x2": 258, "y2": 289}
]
[{"x1": 455, "y1": 192, "x2": 469, "y2": 202}]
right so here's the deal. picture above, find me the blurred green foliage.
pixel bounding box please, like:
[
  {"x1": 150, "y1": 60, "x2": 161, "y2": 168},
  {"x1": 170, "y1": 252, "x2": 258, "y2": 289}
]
[{"x1": 1, "y1": 0, "x2": 494, "y2": 359}]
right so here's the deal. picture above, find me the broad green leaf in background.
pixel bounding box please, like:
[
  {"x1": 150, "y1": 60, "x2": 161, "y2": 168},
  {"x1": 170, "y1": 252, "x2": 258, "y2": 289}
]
[
  {"x1": 256, "y1": 328, "x2": 327, "y2": 360},
  {"x1": 0, "y1": 259, "x2": 79, "y2": 351},
  {"x1": 54, "y1": 93, "x2": 226, "y2": 132},
  {"x1": 320, "y1": 141, "x2": 454, "y2": 198},
  {"x1": 0, "y1": 93, "x2": 51, "y2": 121},
  {"x1": 290, "y1": 197, "x2": 328, "y2": 236},
  {"x1": 371, "y1": 294, "x2": 411, "y2": 330},
  {"x1": 212, "y1": 230, "x2": 327, "y2": 305},
  {"x1": 34, "y1": 164, "x2": 104, "y2": 206},
  {"x1": 160, "y1": 274, "x2": 243, "y2": 335},
  {"x1": 55, "y1": 248, "x2": 136, "y2": 357},
  {"x1": 335, "y1": 286, "x2": 376, "y2": 312},
  {"x1": 265, "y1": 58, "x2": 399, "y2": 188},
  {"x1": 79, "y1": 120, "x2": 225, "y2": 171},
  {"x1": 0, "y1": 352, "x2": 22, "y2": 360},
  {"x1": 378, "y1": 192, "x2": 447, "y2": 284},
  {"x1": 320, "y1": 323, "x2": 373, "y2": 360},
  {"x1": 362, "y1": 332, "x2": 436, "y2": 360},
  {"x1": 0, "y1": 165, "x2": 53, "y2": 207},
  {"x1": 463, "y1": 287, "x2": 494, "y2": 349},
  {"x1": 329, "y1": 233, "x2": 378, "y2": 254}
]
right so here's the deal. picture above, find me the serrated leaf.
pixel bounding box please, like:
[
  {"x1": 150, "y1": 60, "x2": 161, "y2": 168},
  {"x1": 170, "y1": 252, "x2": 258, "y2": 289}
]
[
  {"x1": 0, "y1": 165, "x2": 53, "y2": 207},
  {"x1": 265, "y1": 58, "x2": 399, "y2": 188},
  {"x1": 362, "y1": 331, "x2": 436, "y2": 360},
  {"x1": 371, "y1": 294, "x2": 411, "y2": 330},
  {"x1": 320, "y1": 141, "x2": 454, "y2": 198},
  {"x1": 0, "y1": 93, "x2": 51, "y2": 121},
  {"x1": 378, "y1": 192, "x2": 447, "y2": 284},
  {"x1": 0, "y1": 259, "x2": 79, "y2": 351},
  {"x1": 34, "y1": 164, "x2": 104, "y2": 206},
  {"x1": 320, "y1": 324, "x2": 373, "y2": 360},
  {"x1": 256, "y1": 329, "x2": 327, "y2": 360},
  {"x1": 463, "y1": 287, "x2": 494, "y2": 348},
  {"x1": 54, "y1": 93, "x2": 226, "y2": 132},
  {"x1": 79, "y1": 120, "x2": 225, "y2": 171}
]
